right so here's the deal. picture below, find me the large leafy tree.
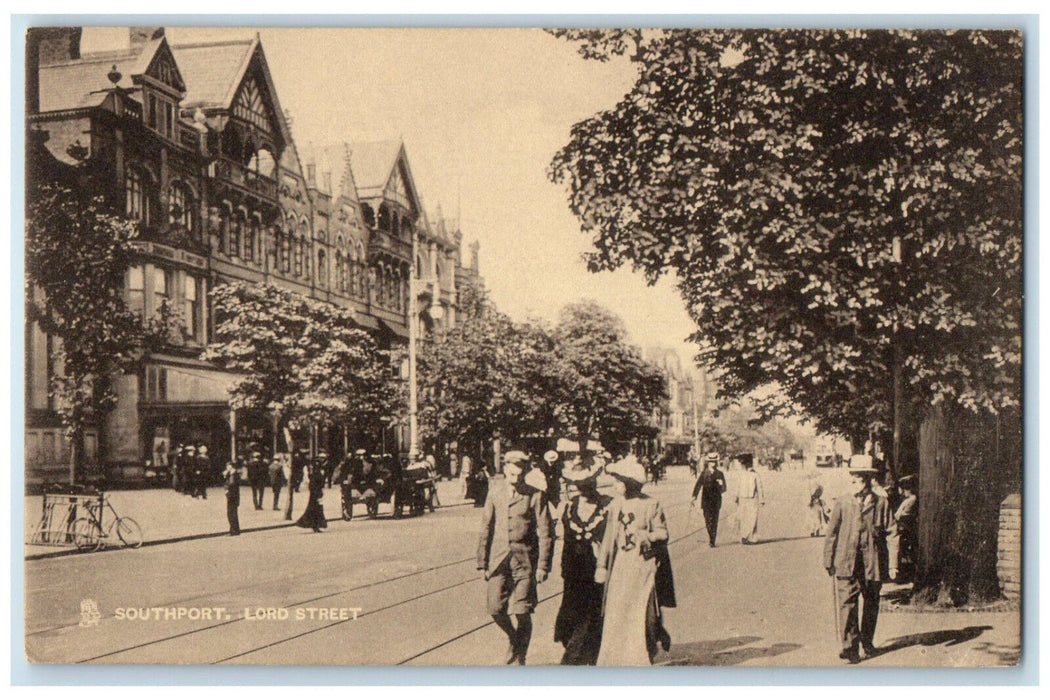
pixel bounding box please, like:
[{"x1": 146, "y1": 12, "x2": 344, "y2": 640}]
[
  {"x1": 551, "y1": 301, "x2": 668, "y2": 452},
  {"x1": 417, "y1": 286, "x2": 558, "y2": 453},
  {"x1": 203, "y1": 281, "x2": 394, "y2": 514},
  {"x1": 26, "y1": 182, "x2": 158, "y2": 482},
  {"x1": 550, "y1": 29, "x2": 1022, "y2": 601}
]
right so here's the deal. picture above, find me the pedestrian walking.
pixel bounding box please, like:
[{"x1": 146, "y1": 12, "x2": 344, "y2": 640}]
[
  {"x1": 269, "y1": 453, "x2": 288, "y2": 511},
  {"x1": 690, "y1": 453, "x2": 727, "y2": 547},
  {"x1": 291, "y1": 448, "x2": 308, "y2": 493},
  {"x1": 247, "y1": 450, "x2": 268, "y2": 510},
  {"x1": 171, "y1": 443, "x2": 186, "y2": 493},
  {"x1": 824, "y1": 455, "x2": 892, "y2": 664},
  {"x1": 476, "y1": 450, "x2": 553, "y2": 665},
  {"x1": 595, "y1": 455, "x2": 675, "y2": 666},
  {"x1": 808, "y1": 483, "x2": 830, "y2": 537},
  {"x1": 553, "y1": 453, "x2": 612, "y2": 665},
  {"x1": 295, "y1": 463, "x2": 328, "y2": 533},
  {"x1": 735, "y1": 453, "x2": 764, "y2": 544},
  {"x1": 193, "y1": 444, "x2": 211, "y2": 499},
  {"x1": 222, "y1": 462, "x2": 241, "y2": 536},
  {"x1": 888, "y1": 474, "x2": 918, "y2": 582},
  {"x1": 313, "y1": 450, "x2": 332, "y2": 489}
]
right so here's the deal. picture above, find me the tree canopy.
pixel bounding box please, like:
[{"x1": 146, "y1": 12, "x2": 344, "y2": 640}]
[
  {"x1": 549, "y1": 29, "x2": 1023, "y2": 444},
  {"x1": 25, "y1": 181, "x2": 161, "y2": 477}
]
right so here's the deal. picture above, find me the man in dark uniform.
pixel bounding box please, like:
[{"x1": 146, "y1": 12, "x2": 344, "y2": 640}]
[
  {"x1": 477, "y1": 451, "x2": 553, "y2": 665},
  {"x1": 824, "y1": 455, "x2": 891, "y2": 663},
  {"x1": 691, "y1": 452, "x2": 728, "y2": 547},
  {"x1": 222, "y1": 461, "x2": 241, "y2": 536},
  {"x1": 247, "y1": 450, "x2": 268, "y2": 510}
]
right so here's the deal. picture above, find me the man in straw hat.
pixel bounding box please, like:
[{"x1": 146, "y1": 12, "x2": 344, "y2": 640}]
[
  {"x1": 477, "y1": 450, "x2": 553, "y2": 664},
  {"x1": 554, "y1": 452, "x2": 612, "y2": 665},
  {"x1": 824, "y1": 454, "x2": 892, "y2": 663}
]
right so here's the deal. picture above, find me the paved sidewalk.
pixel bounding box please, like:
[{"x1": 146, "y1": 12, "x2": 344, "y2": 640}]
[{"x1": 24, "y1": 478, "x2": 474, "y2": 559}]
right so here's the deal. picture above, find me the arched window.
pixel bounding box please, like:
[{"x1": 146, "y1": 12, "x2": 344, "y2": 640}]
[
  {"x1": 168, "y1": 182, "x2": 194, "y2": 231},
  {"x1": 392, "y1": 213, "x2": 400, "y2": 237},
  {"x1": 361, "y1": 204, "x2": 375, "y2": 228},
  {"x1": 375, "y1": 266, "x2": 385, "y2": 306},
  {"x1": 218, "y1": 207, "x2": 230, "y2": 254},
  {"x1": 378, "y1": 204, "x2": 391, "y2": 231},
  {"x1": 294, "y1": 236, "x2": 303, "y2": 276},
  {"x1": 318, "y1": 249, "x2": 327, "y2": 287},
  {"x1": 281, "y1": 230, "x2": 291, "y2": 273}
]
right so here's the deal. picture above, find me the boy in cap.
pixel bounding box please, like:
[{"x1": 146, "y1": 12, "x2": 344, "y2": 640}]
[
  {"x1": 824, "y1": 455, "x2": 892, "y2": 663},
  {"x1": 477, "y1": 450, "x2": 553, "y2": 664}
]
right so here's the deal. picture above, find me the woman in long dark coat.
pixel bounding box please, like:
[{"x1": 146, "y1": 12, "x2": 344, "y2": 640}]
[
  {"x1": 296, "y1": 463, "x2": 328, "y2": 532},
  {"x1": 553, "y1": 454, "x2": 612, "y2": 665}
]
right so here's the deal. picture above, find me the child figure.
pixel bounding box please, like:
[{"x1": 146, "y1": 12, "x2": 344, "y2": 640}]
[{"x1": 808, "y1": 484, "x2": 829, "y2": 537}]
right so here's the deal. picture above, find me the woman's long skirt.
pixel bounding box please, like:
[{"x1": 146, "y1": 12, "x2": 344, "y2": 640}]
[
  {"x1": 296, "y1": 489, "x2": 327, "y2": 531},
  {"x1": 597, "y1": 549, "x2": 657, "y2": 666},
  {"x1": 554, "y1": 578, "x2": 604, "y2": 665},
  {"x1": 739, "y1": 498, "x2": 760, "y2": 543}
]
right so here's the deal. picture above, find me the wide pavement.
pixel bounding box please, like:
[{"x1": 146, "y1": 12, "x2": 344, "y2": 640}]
[{"x1": 23, "y1": 466, "x2": 1019, "y2": 667}]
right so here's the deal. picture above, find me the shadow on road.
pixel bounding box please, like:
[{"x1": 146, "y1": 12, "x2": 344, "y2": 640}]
[
  {"x1": 970, "y1": 641, "x2": 1020, "y2": 666},
  {"x1": 741, "y1": 535, "x2": 823, "y2": 546},
  {"x1": 655, "y1": 635, "x2": 802, "y2": 666},
  {"x1": 879, "y1": 625, "x2": 993, "y2": 655}
]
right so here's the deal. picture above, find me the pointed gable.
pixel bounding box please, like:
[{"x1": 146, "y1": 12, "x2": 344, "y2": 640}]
[
  {"x1": 133, "y1": 37, "x2": 185, "y2": 95},
  {"x1": 349, "y1": 140, "x2": 424, "y2": 217}
]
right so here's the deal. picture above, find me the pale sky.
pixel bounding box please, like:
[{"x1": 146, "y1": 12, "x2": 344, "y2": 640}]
[{"x1": 81, "y1": 26, "x2": 702, "y2": 372}]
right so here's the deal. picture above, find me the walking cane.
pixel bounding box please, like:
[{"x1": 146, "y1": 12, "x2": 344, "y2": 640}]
[{"x1": 831, "y1": 572, "x2": 841, "y2": 650}]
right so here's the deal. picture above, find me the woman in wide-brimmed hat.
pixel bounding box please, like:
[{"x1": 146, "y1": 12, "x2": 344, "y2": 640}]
[
  {"x1": 553, "y1": 452, "x2": 612, "y2": 665},
  {"x1": 594, "y1": 455, "x2": 676, "y2": 665}
]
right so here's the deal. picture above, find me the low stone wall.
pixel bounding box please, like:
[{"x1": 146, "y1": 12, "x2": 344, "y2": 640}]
[{"x1": 996, "y1": 492, "x2": 1021, "y2": 600}]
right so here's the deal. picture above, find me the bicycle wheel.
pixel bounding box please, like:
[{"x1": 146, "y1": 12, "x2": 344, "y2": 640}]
[
  {"x1": 112, "y1": 517, "x2": 143, "y2": 548},
  {"x1": 71, "y1": 518, "x2": 103, "y2": 552}
]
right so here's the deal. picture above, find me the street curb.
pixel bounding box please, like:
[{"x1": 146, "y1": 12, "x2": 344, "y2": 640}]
[{"x1": 24, "y1": 500, "x2": 476, "y2": 562}]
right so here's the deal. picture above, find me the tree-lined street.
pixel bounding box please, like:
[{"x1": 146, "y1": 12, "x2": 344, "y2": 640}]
[{"x1": 25, "y1": 467, "x2": 1017, "y2": 666}]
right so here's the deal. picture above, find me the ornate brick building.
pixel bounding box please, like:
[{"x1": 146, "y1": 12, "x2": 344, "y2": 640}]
[{"x1": 25, "y1": 27, "x2": 483, "y2": 483}]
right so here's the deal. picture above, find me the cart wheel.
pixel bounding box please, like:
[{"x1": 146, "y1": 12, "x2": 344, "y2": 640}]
[
  {"x1": 71, "y1": 518, "x2": 102, "y2": 552},
  {"x1": 112, "y1": 517, "x2": 143, "y2": 548}
]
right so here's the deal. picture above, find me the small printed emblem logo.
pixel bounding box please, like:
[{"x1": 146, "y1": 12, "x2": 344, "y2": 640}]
[{"x1": 79, "y1": 599, "x2": 101, "y2": 628}]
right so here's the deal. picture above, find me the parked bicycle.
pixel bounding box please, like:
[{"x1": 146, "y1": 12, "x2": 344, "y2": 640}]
[{"x1": 68, "y1": 492, "x2": 143, "y2": 552}]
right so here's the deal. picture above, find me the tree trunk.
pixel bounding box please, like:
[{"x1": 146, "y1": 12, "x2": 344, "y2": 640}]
[
  {"x1": 914, "y1": 404, "x2": 1021, "y2": 605},
  {"x1": 282, "y1": 423, "x2": 295, "y2": 521},
  {"x1": 69, "y1": 423, "x2": 86, "y2": 486}
]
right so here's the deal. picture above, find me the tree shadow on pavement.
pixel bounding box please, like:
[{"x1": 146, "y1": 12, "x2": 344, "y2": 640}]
[
  {"x1": 655, "y1": 636, "x2": 802, "y2": 666},
  {"x1": 744, "y1": 535, "x2": 823, "y2": 546},
  {"x1": 970, "y1": 641, "x2": 1020, "y2": 666},
  {"x1": 878, "y1": 625, "x2": 992, "y2": 655}
]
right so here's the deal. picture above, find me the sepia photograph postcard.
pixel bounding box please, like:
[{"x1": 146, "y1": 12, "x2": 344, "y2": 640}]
[{"x1": 19, "y1": 18, "x2": 1027, "y2": 671}]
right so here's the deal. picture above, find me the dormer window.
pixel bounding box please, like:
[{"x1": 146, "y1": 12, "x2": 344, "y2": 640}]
[{"x1": 144, "y1": 90, "x2": 176, "y2": 140}]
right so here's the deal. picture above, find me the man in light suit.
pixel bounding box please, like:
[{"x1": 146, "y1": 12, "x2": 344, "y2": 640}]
[
  {"x1": 477, "y1": 450, "x2": 553, "y2": 665},
  {"x1": 824, "y1": 455, "x2": 892, "y2": 663}
]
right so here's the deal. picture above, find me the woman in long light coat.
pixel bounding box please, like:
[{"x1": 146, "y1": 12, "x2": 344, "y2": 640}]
[
  {"x1": 594, "y1": 455, "x2": 675, "y2": 665},
  {"x1": 735, "y1": 453, "x2": 764, "y2": 544}
]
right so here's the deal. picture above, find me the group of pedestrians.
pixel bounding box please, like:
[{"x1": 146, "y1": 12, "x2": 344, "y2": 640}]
[
  {"x1": 170, "y1": 443, "x2": 212, "y2": 499},
  {"x1": 477, "y1": 449, "x2": 676, "y2": 666}
]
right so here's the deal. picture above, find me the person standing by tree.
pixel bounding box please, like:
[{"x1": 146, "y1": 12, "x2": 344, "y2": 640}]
[
  {"x1": 476, "y1": 451, "x2": 553, "y2": 665},
  {"x1": 691, "y1": 453, "x2": 727, "y2": 547},
  {"x1": 735, "y1": 453, "x2": 764, "y2": 544},
  {"x1": 595, "y1": 455, "x2": 675, "y2": 665},
  {"x1": 222, "y1": 461, "x2": 241, "y2": 536},
  {"x1": 824, "y1": 455, "x2": 892, "y2": 663},
  {"x1": 554, "y1": 453, "x2": 612, "y2": 665},
  {"x1": 888, "y1": 474, "x2": 919, "y2": 582}
]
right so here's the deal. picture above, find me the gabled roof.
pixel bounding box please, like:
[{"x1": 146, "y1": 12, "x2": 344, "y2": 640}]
[
  {"x1": 308, "y1": 143, "x2": 360, "y2": 201},
  {"x1": 169, "y1": 38, "x2": 254, "y2": 111},
  {"x1": 171, "y1": 35, "x2": 293, "y2": 148},
  {"x1": 39, "y1": 50, "x2": 139, "y2": 111},
  {"x1": 347, "y1": 140, "x2": 403, "y2": 195}
]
